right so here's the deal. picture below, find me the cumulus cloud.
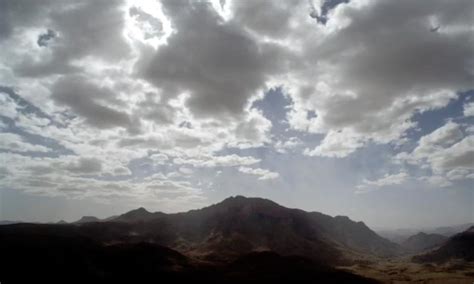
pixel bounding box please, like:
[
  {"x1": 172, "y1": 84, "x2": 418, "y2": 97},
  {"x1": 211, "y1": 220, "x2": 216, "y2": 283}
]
[
  {"x1": 0, "y1": 0, "x2": 472, "y2": 208},
  {"x1": 174, "y1": 154, "x2": 260, "y2": 168},
  {"x1": 291, "y1": 0, "x2": 474, "y2": 157},
  {"x1": 65, "y1": 157, "x2": 102, "y2": 175},
  {"x1": 0, "y1": 132, "x2": 50, "y2": 153},
  {"x1": 464, "y1": 101, "x2": 474, "y2": 117},
  {"x1": 396, "y1": 122, "x2": 474, "y2": 186},
  {"x1": 51, "y1": 76, "x2": 138, "y2": 131},
  {"x1": 14, "y1": 0, "x2": 131, "y2": 77},
  {"x1": 356, "y1": 172, "x2": 408, "y2": 194},
  {"x1": 238, "y1": 166, "x2": 280, "y2": 180},
  {"x1": 304, "y1": 129, "x2": 364, "y2": 158},
  {"x1": 274, "y1": 137, "x2": 302, "y2": 153},
  {"x1": 136, "y1": 0, "x2": 289, "y2": 120},
  {"x1": 417, "y1": 122, "x2": 464, "y2": 149}
]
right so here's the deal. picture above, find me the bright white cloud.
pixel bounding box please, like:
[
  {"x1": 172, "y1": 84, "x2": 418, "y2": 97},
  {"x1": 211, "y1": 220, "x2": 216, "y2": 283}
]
[
  {"x1": 304, "y1": 129, "x2": 364, "y2": 158},
  {"x1": 274, "y1": 137, "x2": 302, "y2": 153},
  {"x1": 396, "y1": 122, "x2": 474, "y2": 186},
  {"x1": 464, "y1": 101, "x2": 474, "y2": 117},
  {"x1": 356, "y1": 172, "x2": 409, "y2": 194},
  {"x1": 174, "y1": 154, "x2": 260, "y2": 168},
  {"x1": 238, "y1": 166, "x2": 280, "y2": 180}
]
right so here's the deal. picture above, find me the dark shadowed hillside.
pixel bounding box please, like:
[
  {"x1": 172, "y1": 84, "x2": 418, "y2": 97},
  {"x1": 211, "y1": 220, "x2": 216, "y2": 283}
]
[
  {"x1": 0, "y1": 223, "x2": 376, "y2": 283},
  {"x1": 413, "y1": 226, "x2": 474, "y2": 263},
  {"x1": 110, "y1": 196, "x2": 399, "y2": 262}
]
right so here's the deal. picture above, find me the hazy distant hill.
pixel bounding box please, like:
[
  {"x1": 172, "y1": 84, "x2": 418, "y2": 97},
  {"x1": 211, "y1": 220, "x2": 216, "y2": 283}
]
[
  {"x1": 74, "y1": 216, "x2": 101, "y2": 224},
  {"x1": 430, "y1": 223, "x2": 474, "y2": 237},
  {"x1": 413, "y1": 226, "x2": 474, "y2": 263},
  {"x1": 401, "y1": 232, "x2": 447, "y2": 253},
  {"x1": 0, "y1": 220, "x2": 22, "y2": 225},
  {"x1": 377, "y1": 223, "x2": 474, "y2": 244}
]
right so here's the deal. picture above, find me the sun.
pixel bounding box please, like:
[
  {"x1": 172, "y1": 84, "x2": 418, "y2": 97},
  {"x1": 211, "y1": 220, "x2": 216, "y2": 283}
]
[{"x1": 124, "y1": 0, "x2": 173, "y2": 49}]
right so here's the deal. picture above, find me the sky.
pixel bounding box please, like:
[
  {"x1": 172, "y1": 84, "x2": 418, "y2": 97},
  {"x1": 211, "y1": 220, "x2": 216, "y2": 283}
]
[{"x1": 0, "y1": 0, "x2": 473, "y2": 229}]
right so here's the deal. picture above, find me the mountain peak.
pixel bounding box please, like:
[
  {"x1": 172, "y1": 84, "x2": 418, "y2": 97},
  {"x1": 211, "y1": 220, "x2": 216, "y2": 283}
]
[
  {"x1": 218, "y1": 195, "x2": 280, "y2": 207},
  {"x1": 75, "y1": 216, "x2": 100, "y2": 224},
  {"x1": 134, "y1": 207, "x2": 150, "y2": 213},
  {"x1": 114, "y1": 206, "x2": 158, "y2": 222}
]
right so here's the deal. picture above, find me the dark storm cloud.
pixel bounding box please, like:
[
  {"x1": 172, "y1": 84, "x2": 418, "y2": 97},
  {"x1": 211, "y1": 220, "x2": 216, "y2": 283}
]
[
  {"x1": 317, "y1": 0, "x2": 350, "y2": 24},
  {"x1": 51, "y1": 76, "x2": 138, "y2": 131},
  {"x1": 137, "y1": 0, "x2": 287, "y2": 119},
  {"x1": 0, "y1": 0, "x2": 53, "y2": 40},
  {"x1": 231, "y1": 0, "x2": 308, "y2": 38},
  {"x1": 37, "y1": 29, "x2": 56, "y2": 47},
  {"x1": 11, "y1": 0, "x2": 131, "y2": 78}
]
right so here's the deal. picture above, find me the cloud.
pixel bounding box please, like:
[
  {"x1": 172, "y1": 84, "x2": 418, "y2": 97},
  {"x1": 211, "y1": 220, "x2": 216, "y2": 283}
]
[
  {"x1": 396, "y1": 122, "x2": 474, "y2": 185},
  {"x1": 238, "y1": 166, "x2": 280, "y2": 180},
  {"x1": 51, "y1": 76, "x2": 138, "y2": 131},
  {"x1": 464, "y1": 101, "x2": 474, "y2": 117},
  {"x1": 417, "y1": 121, "x2": 464, "y2": 149},
  {"x1": 112, "y1": 166, "x2": 132, "y2": 176},
  {"x1": 12, "y1": 0, "x2": 131, "y2": 78},
  {"x1": 274, "y1": 137, "x2": 302, "y2": 153},
  {"x1": 304, "y1": 129, "x2": 364, "y2": 158},
  {"x1": 418, "y1": 175, "x2": 453, "y2": 188},
  {"x1": 429, "y1": 136, "x2": 474, "y2": 173},
  {"x1": 0, "y1": 0, "x2": 473, "y2": 210},
  {"x1": 229, "y1": 0, "x2": 313, "y2": 39},
  {"x1": 0, "y1": 152, "x2": 203, "y2": 205},
  {"x1": 65, "y1": 157, "x2": 102, "y2": 175},
  {"x1": 288, "y1": 0, "x2": 474, "y2": 157},
  {"x1": 174, "y1": 154, "x2": 260, "y2": 168},
  {"x1": 136, "y1": 0, "x2": 285, "y2": 120},
  {"x1": 0, "y1": 132, "x2": 50, "y2": 153},
  {"x1": 356, "y1": 172, "x2": 408, "y2": 194}
]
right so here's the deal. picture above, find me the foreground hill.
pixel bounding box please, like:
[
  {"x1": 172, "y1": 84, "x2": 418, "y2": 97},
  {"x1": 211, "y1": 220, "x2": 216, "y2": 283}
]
[
  {"x1": 0, "y1": 222, "x2": 376, "y2": 283},
  {"x1": 413, "y1": 226, "x2": 474, "y2": 263}
]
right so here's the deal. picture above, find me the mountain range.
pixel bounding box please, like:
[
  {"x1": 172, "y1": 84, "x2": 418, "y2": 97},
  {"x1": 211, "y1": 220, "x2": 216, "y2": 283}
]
[
  {"x1": 102, "y1": 196, "x2": 399, "y2": 263},
  {"x1": 0, "y1": 196, "x2": 472, "y2": 282},
  {"x1": 376, "y1": 223, "x2": 474, "y2": 244}
]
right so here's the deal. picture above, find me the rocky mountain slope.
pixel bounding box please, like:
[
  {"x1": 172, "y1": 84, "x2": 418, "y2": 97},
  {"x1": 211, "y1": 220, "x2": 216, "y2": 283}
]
[{"x1": 413, "y1": 226, "x2": 474, "y2": 263}]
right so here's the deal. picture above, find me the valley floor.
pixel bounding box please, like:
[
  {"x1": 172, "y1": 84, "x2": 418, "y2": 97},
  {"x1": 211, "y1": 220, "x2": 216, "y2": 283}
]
[{"x1": 340, "y1": 260, "x2": 474, "y2": 284}]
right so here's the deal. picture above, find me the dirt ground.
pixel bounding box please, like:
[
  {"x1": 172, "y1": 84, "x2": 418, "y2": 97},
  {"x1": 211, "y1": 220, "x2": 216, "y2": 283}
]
[{"x1": 339, "y1": 260, "x2": 474, "y2": 284}]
